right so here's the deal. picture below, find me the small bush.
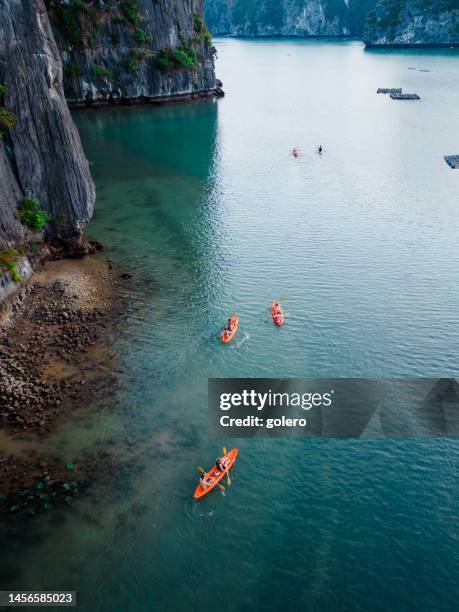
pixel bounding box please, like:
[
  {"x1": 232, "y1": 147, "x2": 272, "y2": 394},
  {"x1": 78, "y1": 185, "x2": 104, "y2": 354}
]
[
  {"x1": 91, "y1": 64, "x2": 110, "y2": 77},
  {"x1": 122, "y1": 0, "x2": 140, "y2": 26},
  {"x1": 193, "y1": 11, "x2": 211, "y2": 45},
  {"x1": 125, "y1": 51, "x2": 139, "y2": 73},
  {"x1": 65, "y1": 62, "x2": 81, "y2": 78},
  {"x1": 47, "y1": 0, "x2": 90, "y2": 46},
  {"x1": 18, "y1": 198, "x2": 52, "y2": 232},
  {"x1": 194, "y1": 13, "x2": 204, "y2": 33},
  {"x1": 156, "y1": 49, "x2": 172, "y2": 72},
  {"x1": 0, "y1": 106, "x2": 16, "y2": 138},
  {"x1": 124, "y1": 50, "x2": 148, "y2": 73},
  {"x1": 0, "y1": 249, "x2": 23, "y2": 283},
  {"x1": 155, "y1": 43, "x2": 197, "y2": 72},
  {"x1": 173, "y1": 50, "x2": 195, "y2": 69},
  {"x1": 0, "y1": 84, "x2": 6, "y2": 96},
  {"x1": 135, "y1": 29, "x2": 151, "y2": 45}
]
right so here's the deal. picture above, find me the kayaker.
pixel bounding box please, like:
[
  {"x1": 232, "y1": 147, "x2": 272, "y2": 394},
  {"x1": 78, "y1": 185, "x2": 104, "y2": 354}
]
[
  {"x1": 292, "y1": 147, "x2": 300, "y2": 157},
  {"x1": 200, "y1": 473, "x2": 212, "y2": 489},
  {"x1": 216, "y1": 456, "x2": 228, "y2": 472},
  {"x1": 318, "y1": 145, "x2": 323, "y2": 154}
]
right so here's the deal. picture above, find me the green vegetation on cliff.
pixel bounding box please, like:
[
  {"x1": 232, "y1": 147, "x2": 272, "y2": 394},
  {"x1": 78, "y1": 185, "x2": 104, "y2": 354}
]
[
  {"x1": 0, "y1": 249, "x2": 23, "y2": 282},
  {"x1": 18, "y1": 198, "x2": 51, "y2": 232}
]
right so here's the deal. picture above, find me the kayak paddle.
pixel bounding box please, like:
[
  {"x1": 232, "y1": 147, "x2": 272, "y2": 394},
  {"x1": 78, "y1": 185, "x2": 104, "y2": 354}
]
[{"x1": 222, "y1": 447, "x2": 231, "y2": 486}]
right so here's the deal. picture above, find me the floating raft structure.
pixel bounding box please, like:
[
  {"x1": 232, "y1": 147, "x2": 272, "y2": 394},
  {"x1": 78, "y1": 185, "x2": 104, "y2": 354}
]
[
  {"x1": 390, "y1": 93, "x2": 420, "y2": 100},
  {"x1": 445, "y1": 155, "x2": 459, "y2": 169},
  {"x1": 377, "y1": 88, "x2": 402, "y2": 94}
]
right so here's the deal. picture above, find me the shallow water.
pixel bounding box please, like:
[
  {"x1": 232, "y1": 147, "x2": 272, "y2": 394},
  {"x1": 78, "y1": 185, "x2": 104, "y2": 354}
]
[{"x1": 2, "y1": 39, "x2": 459, "y2": 611}]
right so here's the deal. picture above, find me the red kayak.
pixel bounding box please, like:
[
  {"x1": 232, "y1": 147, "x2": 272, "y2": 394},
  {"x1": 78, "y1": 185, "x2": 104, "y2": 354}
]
[
  {"x1": 271, "y1": 301, "x2": 284, "y2": 326},
  {"x1": 194, "y1": 448, "x2": 238, "y2": 499},
  {"x1": 221, "y1": 314, "x2": 239, "y2": 344}
]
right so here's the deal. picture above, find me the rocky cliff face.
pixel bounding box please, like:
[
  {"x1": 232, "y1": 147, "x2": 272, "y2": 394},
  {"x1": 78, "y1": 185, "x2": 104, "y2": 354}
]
[
  {"x1": 1, "y1": 0, "x2": 214, "y2": 306},
  {"x1": 364, "y1": 0, "x2": 459, "y2": 46},
  {"x1": 46, "y1": 0, "x2": 216, "y2": 105},
  {"x1": 205, "y1": 0, "x2": 459, "y2": 43},
  {"x1": 204, "y1": 0, "x2": 350, "y2": 37},
  {"x1": 0, "y1": 0, "x2": 95, "y2": 244}
]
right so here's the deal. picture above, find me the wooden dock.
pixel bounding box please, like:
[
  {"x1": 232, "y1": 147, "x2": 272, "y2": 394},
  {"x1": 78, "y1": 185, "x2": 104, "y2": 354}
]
[
  {"x1": 377, "y1": 88, "x2": 402, "y2": 94},
  {"x1": 390, "y1": 93, "x2": 420, "y2": 100},
  {"x1": 445, "y1": 155, "x2": 459, "y2": 169}
]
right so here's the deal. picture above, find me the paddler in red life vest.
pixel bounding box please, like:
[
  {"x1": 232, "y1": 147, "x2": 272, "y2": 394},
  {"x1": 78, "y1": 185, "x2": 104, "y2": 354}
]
[{"x1": 292, "y1": 147, "x2": 300, "y2": 157}]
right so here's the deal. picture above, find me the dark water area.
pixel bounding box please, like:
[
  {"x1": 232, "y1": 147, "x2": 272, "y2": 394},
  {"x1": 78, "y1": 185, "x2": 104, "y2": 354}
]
[{"x1": 1, "y1": 39, "x2": 458, "y2": 611}]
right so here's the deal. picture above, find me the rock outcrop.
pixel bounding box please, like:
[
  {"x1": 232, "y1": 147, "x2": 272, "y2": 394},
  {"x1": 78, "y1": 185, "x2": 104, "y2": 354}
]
[
  {"x1": 364, "y1": 0, "x2": 459, "y2": 47},
  {"x1": 0, "y1": 0, "x2": 95, "y2": 242},
  {"x1": 46, "y1": 0, "x2": 217, "y2": 105},
  {"x1": 204, "y1": 0, "x2": 350, "y2": 37}
]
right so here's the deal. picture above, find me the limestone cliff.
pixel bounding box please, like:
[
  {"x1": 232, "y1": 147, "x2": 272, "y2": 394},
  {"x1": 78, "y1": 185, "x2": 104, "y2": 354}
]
[
  {"x1": 364, "y1": 0, "x2": 459, "y2": 47},
  {"x1": 0, "y1": 0, "x2": 95, "y2": 245},
  {"x1": 0, "y1": 0, "x2": 215, "y2": 307},
  {"x1": 205, "y1": 0, "x2": 459, "y2": 43},
  {"x1": 45, "y1": 0, "x2": 217, "y2": 105},
  {"x1": 204, "y1": 0, "x2": 350, "y2": 37}
]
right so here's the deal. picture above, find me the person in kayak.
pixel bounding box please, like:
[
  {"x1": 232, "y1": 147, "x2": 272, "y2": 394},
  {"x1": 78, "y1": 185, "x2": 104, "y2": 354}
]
[
  {"x1": 272, "y1": 302, "x2": 282, "y2": 316},
  {"x1": 292, "y1": 147, "x2": 300, "y2": 157},
  {"x1": 226, "y1": 318, "x2": 233, "y2": 332},
  {"x1": 199, "y1": 473, "x2": 212, "y2": 489},
  {"x1": 216, "y1": 456, "x2": 229, "y2": 472},
  {"x1": 318, "y1": 145, "x2": 323, "y2": 154}
]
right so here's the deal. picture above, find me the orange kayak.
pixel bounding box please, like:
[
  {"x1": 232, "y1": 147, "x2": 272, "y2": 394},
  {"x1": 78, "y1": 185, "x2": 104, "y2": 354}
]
[
  {"x1": 194, "y1": 448, "x2": 238, "y2": 499},
  {"x1": 271, "y1": 301, "x2": 284, "y2": 326},
  {"x1": 221, "y1": 314, "x2": 239, "y2": 344}
]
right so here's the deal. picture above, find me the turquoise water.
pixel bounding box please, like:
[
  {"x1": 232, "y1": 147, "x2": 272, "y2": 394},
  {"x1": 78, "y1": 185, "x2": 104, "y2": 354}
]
[{"x1": 3, "y1": 40, "x2": 459, "y2": 610}]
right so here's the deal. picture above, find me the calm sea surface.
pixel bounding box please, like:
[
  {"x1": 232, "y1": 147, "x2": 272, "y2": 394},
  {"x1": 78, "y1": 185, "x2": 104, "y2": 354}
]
[{"x1": 2, "y1": 39, "x2": 459, "y2": 611}]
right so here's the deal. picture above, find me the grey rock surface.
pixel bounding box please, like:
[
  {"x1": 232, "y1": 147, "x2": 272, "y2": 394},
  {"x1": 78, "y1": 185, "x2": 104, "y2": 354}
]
[
  {"x1": 0, "y1": 144, "x2": 24, "y2": 249},
  {"x1": 0, "y1": 0, "x2": 95, "y2": 240},
  {"x1": 47, "y1": 0, "x2": 217, "y2": 105},
  {"x1": 364, "y1": 0, "x2": 459, "y2": 46},
  {"x1": 204, "y1": 0, "x2": 350, "y2": 37}
]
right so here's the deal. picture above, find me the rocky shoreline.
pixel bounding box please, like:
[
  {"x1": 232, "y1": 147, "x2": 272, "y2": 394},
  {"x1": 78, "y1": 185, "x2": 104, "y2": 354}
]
[{"x1": 0, "y1": 251, "x2": 130, "y2": 519}]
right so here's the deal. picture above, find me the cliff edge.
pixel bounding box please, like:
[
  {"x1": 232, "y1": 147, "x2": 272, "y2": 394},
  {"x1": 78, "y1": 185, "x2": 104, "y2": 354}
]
[
  {"x1": 46, "y1": 0, "x2": 217, "y2": 105},
  {"x1": 364, "y1": 0, "x2": 459, "y2": 47}
]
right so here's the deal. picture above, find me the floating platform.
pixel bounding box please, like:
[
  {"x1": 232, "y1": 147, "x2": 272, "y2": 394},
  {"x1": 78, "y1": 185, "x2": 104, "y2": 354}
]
[
  {"x1": 390, "y1": 93, "x2": 420, "y2": 100},
  {"x1": 445, "y1": 155, "x2": 459, "y2": 169},
  {"x1": 377, "y1": 88, "x2": 402, "y2": 94}
]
